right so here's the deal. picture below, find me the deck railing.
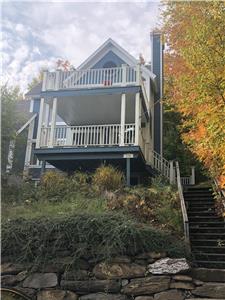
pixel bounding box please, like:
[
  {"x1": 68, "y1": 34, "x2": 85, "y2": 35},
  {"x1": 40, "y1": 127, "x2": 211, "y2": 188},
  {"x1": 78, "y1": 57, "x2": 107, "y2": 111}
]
[
  {"x1": 175, "y1": 161, "x2": 190, "y2": 248},
  {"x1": 42, "y1": 65, "x2": 140, "y2": 91},
  {"x1": 40, "y1": 124, "x2": 136, "y2": 148},
  {"x1": 153, "y1": 151, "x2": 171, "y2": 179}
]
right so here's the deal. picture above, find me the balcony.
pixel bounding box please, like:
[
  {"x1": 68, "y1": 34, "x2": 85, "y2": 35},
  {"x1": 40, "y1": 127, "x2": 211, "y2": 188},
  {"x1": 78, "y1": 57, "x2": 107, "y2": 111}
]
[
  {"x1": 40, "y1": 124, "x2": 136, "y2": 148},
  {"x1": 42, "y1": 65, "x2": 141, "y2": 92}
]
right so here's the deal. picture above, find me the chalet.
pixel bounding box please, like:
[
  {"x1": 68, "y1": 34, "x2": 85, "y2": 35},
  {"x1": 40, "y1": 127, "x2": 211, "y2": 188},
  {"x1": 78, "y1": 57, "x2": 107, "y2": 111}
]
[{"x1": 21, "y1": 32, "x2": 173, "y2": 185}]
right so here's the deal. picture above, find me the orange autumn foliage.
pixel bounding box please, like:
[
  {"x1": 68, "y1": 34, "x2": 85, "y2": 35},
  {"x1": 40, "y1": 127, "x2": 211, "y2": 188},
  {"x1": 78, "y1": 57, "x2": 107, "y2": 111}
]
[{"x1": 162, "y1": 1, "x2": 225, "y2": 187}]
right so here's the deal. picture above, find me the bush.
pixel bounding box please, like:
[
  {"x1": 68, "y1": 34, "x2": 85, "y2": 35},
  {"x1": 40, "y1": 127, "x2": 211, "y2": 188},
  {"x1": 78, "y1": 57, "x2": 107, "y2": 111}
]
[
  {"x1": 40, "y1": 171, "x2": 69, "y2": 201},
  {"x1": 1, "y1": 175, "x2": 38, "y2": 204},
  {"x1": 69, "y1": 171, "x2": 92, "y2": 195},
  {"x1": 93, "y1": 165, "x2": 125, "y2": 192},
  {"x1": 107, "y1": 178, "x2": 183, "y2": 234},
  {"x1": 2, "y1": 213, "x2": 187, "y2": 268}
]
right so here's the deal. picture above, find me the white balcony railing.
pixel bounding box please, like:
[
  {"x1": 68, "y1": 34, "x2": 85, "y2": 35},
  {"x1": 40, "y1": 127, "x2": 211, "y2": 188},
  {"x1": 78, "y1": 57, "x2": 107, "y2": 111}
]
[
  {"x1": 42, "y1": 65, "x2": 140, "y2": 91},
  {"x1": 40, "y1": 124, "x2": 136, "y2": 148}
]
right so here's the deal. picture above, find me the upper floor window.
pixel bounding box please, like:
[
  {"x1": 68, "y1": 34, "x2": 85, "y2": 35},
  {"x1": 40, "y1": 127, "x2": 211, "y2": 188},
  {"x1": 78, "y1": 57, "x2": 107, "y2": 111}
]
[{"x1": 103, "y1": 61, "x2": 117, "y2": 69}]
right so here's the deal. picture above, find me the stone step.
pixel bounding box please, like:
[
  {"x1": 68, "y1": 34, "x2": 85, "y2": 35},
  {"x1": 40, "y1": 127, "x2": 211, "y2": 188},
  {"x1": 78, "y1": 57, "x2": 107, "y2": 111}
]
[
  {"x1": 190, "y1": 232, "x2": 225, "y2": 239},
  {"x1": 189, "y1": 216, "x2": 222, "y2": 223},
  {"x1": 189, "y1": 267, "x2": 225, "y2": 282},
  {"x1": 194, "y1": 253, "x2": 225, "y2": 261},
  {"x1": 186, "y1": 186, "x2": 211, "y2": 191},
  {"x1": 188, "y1": 211, "x2": 216, "y2": 216},
  {"x1": 188, "y1": 203, "x2": 215, "y2": 208},
  {"x1": 190, "y1": 226, "x2": 225, "y2": 233},
  {"x1": 188, "y1": 199, "x2": 215, "y2": 207},
  {"x1": 192, "y1": 246, "x2": 225, "y2": 254},
  {"x1": 184, "y1": 196, "x2": 214, "y2": 200},
  {"x1": 191, "y1": 239, "x2": 224, "y2": 246},
  {"x1": 195, "y1": 260, "x2": 225, "y2": 269},
  {"x1": 189, "y1": 221, "x2": 225, "y2": 227},
  {"x1": 188, "y1": 207, "x2": 215, "y2": 213}
]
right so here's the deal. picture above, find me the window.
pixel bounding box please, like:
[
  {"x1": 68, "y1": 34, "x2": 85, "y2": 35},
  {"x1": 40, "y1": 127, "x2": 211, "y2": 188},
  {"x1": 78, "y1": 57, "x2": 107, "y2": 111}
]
[{"x1": 103, "y1": 61, "x2": 117, "y2": 68}]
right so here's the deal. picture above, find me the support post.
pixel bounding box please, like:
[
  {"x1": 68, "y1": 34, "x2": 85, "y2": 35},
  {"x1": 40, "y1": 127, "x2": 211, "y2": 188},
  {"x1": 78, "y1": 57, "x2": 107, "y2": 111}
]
[
  {"x1": 49, "y1": 97, "x2": 57, "y2": 148},
  {"x1": 41, "y1": 160, "x2": 46, "y2": 176},
  {"x1": 36, "y1": 98, "x2": 45, "y2": 148},
  {"x1": 120, "y1": 93, "x2": 126, "y2": 146},
  {"x1": 136, "y1": 63, "x2": 141, "y2": 84},
  {"x1": 24, "y1": 118, "x2": 35, "y2": 173},
  {"x1": 135, "y1": 92, "x2": 140, "y2": 145},
  {"x1": 122, "y1": 64, "x2": 127, "y2": 86},
  {"x1": 169, "y1": 160, "x2": 174, "y2": 184},
  {"x1": 126, "y1": 158, "x2": 131, "y2": 187},
  {"x1": 44, "y1": 103, "x2": 49, "y2": 127},
  {"x1": 191, "y1": 166, "x2": 195, "y2": 185},
  {"x1": 42, "y1": 71, "x2": 47, "y2": 91}
]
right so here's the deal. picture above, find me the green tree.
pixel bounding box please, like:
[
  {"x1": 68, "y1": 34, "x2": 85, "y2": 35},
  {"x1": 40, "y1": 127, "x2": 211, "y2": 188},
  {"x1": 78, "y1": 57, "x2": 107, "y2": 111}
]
[{"x1": 1, "y1": 84, "x2": 23, "y2": 173}]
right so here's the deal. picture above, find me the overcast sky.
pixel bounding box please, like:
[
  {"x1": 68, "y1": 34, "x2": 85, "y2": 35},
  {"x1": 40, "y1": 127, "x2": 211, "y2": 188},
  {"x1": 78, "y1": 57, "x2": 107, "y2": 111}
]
[{"x1": 1, "y1": 1, "x2": 161, "y2": 92}]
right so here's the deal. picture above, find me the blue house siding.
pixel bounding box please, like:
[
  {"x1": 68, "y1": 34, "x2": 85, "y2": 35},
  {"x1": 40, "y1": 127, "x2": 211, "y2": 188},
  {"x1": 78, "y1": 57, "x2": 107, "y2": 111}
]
[
  {"x1": 151, "y1": 33, "x2": 162, "y2": 155},
  {"x1": 92, "y1": 50, "x2": 126, "y2": 68},
  {"x1": 33, "y1": 98, "x2": 40, "y2": 139}
]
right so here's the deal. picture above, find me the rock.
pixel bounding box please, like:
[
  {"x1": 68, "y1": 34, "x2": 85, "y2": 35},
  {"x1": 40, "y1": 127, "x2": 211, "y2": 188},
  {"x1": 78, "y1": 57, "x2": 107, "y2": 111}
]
[
  {"x1": 23, "y1": 273, "x2": 58, "y2": 289},
  {"x1": 1, "y1": 271, "x2": 27, "y2": 286},
  {"x1": 1, "y1": 263, "x2": 24, "y2": 275},
  {"x1": 121, "y1": 279, "x2": 129, "y2": 287},
  {"x1": 172, "y1": 275, "x2": 192, "y2": 282},
  {"x1": 147, "y1": 252, "x2": 167, "y2": 259},
  {"x1": 154, "y1": 289, "x2": 184, "y2": 300},
  {"x1": 186, "y1": 299, "x2": 224, "y2": 300},
  {"x1": 1, "y1": 275, "x2": 21, "y2": 286},
  {"x1": 134, "y1": 259, "x2": 148, "y2": 266},
  {"x1": 193, "y1": 279, "x2": 204, "y2": 286},
  {"x1": 192, "y1": 283, "x2": 225, "y2": 299},
  {"x1": 93, "y1": 262, "x2": 146, "y2": 279},
  {"x1": 37, "y1": 289, "x2": 78, "y2": 300},
  {"x1": 135, "y1": 297, "x2": 154, "y2": 300},
  {"x1": 14, "y1": 287, "x2": 37, "y2": 298},
  {"x1": 121, "y1": 276, "x2": 170, "y2": 296},
  {"x1": 170, "y1": 281, "x2": 195, "y2": 290},
  {"x1": 135, "y1": 253, "x2": 150, "y2": 259},
  {"x1": 147, "y1": 258, "x2": 190, "y2": 275},
  {"x1": 79, "y1": 293, "x2": 128, "y2": 300},
  {"x1": 190, "y1": 268, "x2": 225, "y2": 283},
  {"x1": 61, "y1": 279, "x2": 120, "y2": 294},
  {"x1": 109, "y1": 256, "x2": 131, "y2": 264},
  {"x1": 62, "y1": 270, "x2": 89, "y2": 281}
]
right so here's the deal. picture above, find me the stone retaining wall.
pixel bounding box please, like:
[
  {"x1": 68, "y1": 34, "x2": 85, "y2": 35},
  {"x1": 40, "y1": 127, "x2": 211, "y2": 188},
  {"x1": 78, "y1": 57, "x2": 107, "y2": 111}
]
[{"x1": 1, "y1": 253, "x2": 225, "y2": 300}]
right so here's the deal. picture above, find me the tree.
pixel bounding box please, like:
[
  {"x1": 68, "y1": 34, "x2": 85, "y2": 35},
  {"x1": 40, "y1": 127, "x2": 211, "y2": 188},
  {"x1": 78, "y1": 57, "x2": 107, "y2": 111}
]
[
  {"x1": 1, "y1": 84, "x2": 23, "y2": 173},
  {"x1": 162, "y1": 1, "x2": 225, "y2": 187},
  {"x1": 27, "y1": 70, "x2": 44, "y2": 90}
]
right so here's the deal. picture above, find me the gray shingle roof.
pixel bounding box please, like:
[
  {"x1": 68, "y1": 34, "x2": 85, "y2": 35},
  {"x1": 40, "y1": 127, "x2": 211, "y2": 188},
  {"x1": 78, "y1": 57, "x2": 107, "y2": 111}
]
[{"x1": 25, "y1": 82, "x2": 42, "y2": 97}]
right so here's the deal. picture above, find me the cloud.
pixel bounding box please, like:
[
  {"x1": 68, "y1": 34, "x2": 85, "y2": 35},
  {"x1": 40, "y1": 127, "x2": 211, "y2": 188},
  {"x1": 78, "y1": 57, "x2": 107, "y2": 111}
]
[{"x1": 1, "y1": 1, "x2": 161, "y2": 92}]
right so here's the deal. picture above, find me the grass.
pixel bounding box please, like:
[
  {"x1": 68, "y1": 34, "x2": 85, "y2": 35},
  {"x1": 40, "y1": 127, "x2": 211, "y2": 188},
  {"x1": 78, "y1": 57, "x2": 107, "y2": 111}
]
[{"x1": 2, "y1": 193, "x2": 107, "y2": 222}]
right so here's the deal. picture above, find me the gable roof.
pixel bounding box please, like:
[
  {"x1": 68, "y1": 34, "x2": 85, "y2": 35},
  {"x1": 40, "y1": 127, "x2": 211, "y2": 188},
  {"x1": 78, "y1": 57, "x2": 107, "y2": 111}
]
[
  {"x1": 77, "y1": 38, "x2": 156, "y2": 81},
  {"x1": 78, "y1": 38, "x2": 138, "y2": 70},
  {"x1": 25, "y1": 82, "x2": 42, "y2": 98}
]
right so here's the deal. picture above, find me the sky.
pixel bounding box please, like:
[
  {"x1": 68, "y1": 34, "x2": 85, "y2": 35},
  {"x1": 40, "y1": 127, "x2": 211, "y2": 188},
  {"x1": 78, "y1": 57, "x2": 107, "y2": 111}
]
[{"x1": 1, "y1": 1, "x2": 161, "y2": 93}]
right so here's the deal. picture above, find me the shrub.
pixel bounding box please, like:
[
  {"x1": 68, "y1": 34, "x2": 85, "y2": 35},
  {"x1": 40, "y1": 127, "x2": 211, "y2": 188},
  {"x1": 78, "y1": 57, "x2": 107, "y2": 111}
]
[
  {"x1": 93, "y1": 165, "x2": 125, "y2": 192},
  {"x1": 1, "y1": 175, "x2": 38, "y2": 204},
  {"x1": 69, "y1": 171, "x2": 91, "y2": 195},
  {"x1": 2, "y1": 213, "x2": 187, "y2": 268},
  {"x1": 40, "y1": 171, "x2": 69, "y2": 201},
  {"x1": 107, "y1": 178, "x2": 183, "y2": 234}
]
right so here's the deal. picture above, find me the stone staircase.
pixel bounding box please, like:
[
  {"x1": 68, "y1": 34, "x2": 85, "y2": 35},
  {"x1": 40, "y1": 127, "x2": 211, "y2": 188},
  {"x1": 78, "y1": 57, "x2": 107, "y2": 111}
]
[{"x1": 184, "y1": 186, "x2": 225, "y2": 269}]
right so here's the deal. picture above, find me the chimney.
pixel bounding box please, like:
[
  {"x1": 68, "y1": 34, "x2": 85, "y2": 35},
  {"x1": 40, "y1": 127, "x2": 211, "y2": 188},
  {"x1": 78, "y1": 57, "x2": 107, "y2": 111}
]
[{"x1": 150, "y1": 31, "x2": 164, "y2": 156}]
